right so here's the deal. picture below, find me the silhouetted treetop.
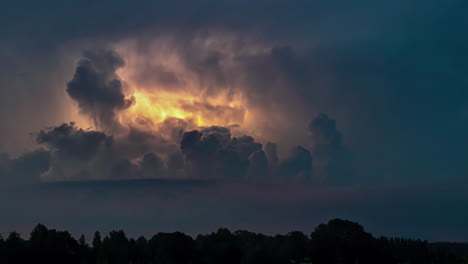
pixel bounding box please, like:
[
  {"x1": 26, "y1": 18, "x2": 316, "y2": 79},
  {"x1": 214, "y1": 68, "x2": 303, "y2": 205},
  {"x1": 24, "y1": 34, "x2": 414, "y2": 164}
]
[{"x1": 0, "y1": 219, "x2": 466, "y2": 264}]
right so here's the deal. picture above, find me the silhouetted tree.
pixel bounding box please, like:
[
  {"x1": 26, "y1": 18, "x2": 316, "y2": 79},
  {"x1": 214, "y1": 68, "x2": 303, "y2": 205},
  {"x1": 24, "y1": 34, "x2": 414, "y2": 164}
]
[
  {"x1": 129, "y1": 236, "x2": 150, "y2": 264},
  {"x1": 78, "y1": 234, "x2": 92, "y2": 264},
  {"x1": 310, "y1": 219, "x2": 374, "y2": 264},
  {"x1": 0, "y1": 220, "x2": 467, "y2": 264},
  {"x1": 5, "y1": 231, "x2": 28, "y2": 263},
  {"x1": 92, "y1": 231, "x2": 104, "y2": 264},
  {"x1": 281, "y1": 231, "x2": 309, "y2": 263},
  {"x1": 79, "y1": 234, "x2": 86, "y2": 246},
  {"x1": 149, "y1": 232, "x2": 197, "y2": 264},
  {"x1": 101, "y1": 230, "x2": 129, "y2": 264},
  {"x1": 196, "y1": 228, "x2": 242, "y2": 264},
  {"x1": 29, "y1": 224, "x2": 80, "y2": 264},
  {"x1": 0, "y1": 233, "x2": 5, "y2": 264},
  {"x1": 92, "y1": 231, "x2": 102, "y2": 249}
]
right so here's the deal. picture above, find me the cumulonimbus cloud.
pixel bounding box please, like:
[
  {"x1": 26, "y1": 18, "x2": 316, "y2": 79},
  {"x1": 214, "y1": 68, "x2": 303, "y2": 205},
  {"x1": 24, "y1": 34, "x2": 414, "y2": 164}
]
[{"x1": 1, "y1": 47, "x2": 355, "y2": 185}]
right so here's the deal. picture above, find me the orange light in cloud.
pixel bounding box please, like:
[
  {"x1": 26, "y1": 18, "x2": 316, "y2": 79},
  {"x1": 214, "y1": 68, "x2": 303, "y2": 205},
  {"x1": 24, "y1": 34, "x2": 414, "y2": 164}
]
[{"x1": 119, "y1": 89, "x2": 247, "y2": 128}]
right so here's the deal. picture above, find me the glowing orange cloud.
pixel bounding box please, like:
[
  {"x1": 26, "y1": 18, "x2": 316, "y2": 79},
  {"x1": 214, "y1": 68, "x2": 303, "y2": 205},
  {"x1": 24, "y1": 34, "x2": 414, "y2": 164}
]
[
  {"x1": 112, "y1": 39, "x2": 256, "y2": 134},
  {"x1": 118, "y1": 89, "x2": 247, "y2": 129}
]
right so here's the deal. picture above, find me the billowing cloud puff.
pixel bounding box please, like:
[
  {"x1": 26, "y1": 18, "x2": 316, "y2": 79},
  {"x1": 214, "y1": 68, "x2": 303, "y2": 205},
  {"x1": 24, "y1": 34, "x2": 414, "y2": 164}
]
[
  {"x1": 36, "y1": 122, "x2": 114, "y2": 180},
  {"x1": 2, "y1": 112, "x2": 359, "y2": 185},
  {"x1": 180, "y1": 126, "x2": 256, "y2": 178},
  {"x1": 308, "y1": 113, "x2": 342, "y2": 147},
  {"x1": 37, "y1": 122, "x2": 111, "y2": 161},
  {"x1": 66, "y1": 50, "x2": 135, "y2": 130},
  {"x1": 308, "y1": 114, "x2": 355, "y2": 185},
  {"x1": 33, "y1": 121, "x2": 180, "y2": 180}
]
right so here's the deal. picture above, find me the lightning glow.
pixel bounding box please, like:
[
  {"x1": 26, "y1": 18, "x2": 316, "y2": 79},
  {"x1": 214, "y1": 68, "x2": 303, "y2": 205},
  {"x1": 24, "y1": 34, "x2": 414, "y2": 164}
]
[{"x1": 119, "y1": 89, "x2": 247, "y2": 128}]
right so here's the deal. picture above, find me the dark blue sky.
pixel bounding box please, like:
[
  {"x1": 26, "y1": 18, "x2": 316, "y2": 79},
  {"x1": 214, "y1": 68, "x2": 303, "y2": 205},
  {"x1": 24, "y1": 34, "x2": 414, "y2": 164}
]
[{"x1": 0, "y1": 0, "x2": 467, "y2": 241}]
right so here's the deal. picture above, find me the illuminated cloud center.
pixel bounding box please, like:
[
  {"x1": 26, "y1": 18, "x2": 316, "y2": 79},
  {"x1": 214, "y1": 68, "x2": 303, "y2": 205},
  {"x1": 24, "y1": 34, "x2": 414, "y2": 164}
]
[
  {"x1": 120, "y1": 90, "x2": 247, "y2": 128},
  {"x1": 109, "y1": 37, "x2": 265, "y2": 131}
]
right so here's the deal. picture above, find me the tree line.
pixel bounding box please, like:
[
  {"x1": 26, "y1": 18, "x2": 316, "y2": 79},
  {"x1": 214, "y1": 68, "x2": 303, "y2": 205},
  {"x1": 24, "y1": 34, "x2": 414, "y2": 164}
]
[{"x1": 0, "y1": 219, "x2": 467, "y2": 264}]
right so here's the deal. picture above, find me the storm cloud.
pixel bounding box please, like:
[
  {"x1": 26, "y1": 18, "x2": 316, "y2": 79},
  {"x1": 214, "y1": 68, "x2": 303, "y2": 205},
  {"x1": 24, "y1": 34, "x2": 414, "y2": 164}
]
[
  {"x1": 1, "y1": 0, "x2": 468, "y2": 240},
  {"x1": 66, "y1": 50, "x2": 135, "y2": 130},
  {"x1": 0, "y1": 149, "x2": 50, "y2": 185},
  {"x1": 22, "y1": 110, "x2": 352, "y2": 183},
  {"x1": 308, "y1": 114, "x2": 355, "y2": 185},
  {"x1": 180, "y1": 126, "x2": 263, "y2": 179}
]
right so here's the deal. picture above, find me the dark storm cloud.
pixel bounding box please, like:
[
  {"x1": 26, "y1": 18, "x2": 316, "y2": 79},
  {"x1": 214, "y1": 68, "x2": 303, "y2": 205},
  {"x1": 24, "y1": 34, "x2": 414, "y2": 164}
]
[
  {"x1": 29, "y1": 121, "x2": 268, "y2": 181},
  {"x1": 246, "y1": 150, "x2": 268, "y2": 178},
  {"x1": 37, "y1": 122, "x2": 111, "y2": 161},
  {"x1": 35, "y1": 122, "x2": 114, "y2": 180},
  {"x1": 308, "y1": 114, "x2": 355, "y2": 185},
  {"x1": 180, "y1": 129, "x2": 225, "y2": 178},
  {"x1": 5, "y1": 3, "x2": 457, "y2": 185},
  {"x1": 66, "y1": 50, "x2": 135, "y2": 130},
  {"x1": 122, "y1": 127, "x2": 167, "y2": 157},
  {"x1": 0, "y1": 1, "x2": 349, "y2": 49},
  {"x1": 277, "y1": 146, "x2": 313, "y2": 182},
  {"x1": 0, "y1": 149, "x2": 50, "y2": 185},
  {"x1": 180, "y1": 126, "x2": 265, "y2": 178},
  {"x1": 110, "y1": 159, "x2": 140, "y2": 179},
  {"x1": 1, "y1": 0, "x2": 467, "y2": 184},
  {"x1": 33, "y1": 121, "x2": 183, "y2": 181},
  {"x1": 264, "y1": 142, "x2": 279, "y2": 168},
  {"x1": 167, "y1": 151, "x2": 185, "y2": 178},
  {"x1": 7, "y1": 109, "x2": 359, "y2": 183},
  {"x1": 309, "y1": 113, "x2": 342, "y2": 146},
  {"x1": 140, "y1": 152, "x2": 166, "y2": 178},
  {"x1": 176, "y1": 123, "x2": 315, "y2": 180}
]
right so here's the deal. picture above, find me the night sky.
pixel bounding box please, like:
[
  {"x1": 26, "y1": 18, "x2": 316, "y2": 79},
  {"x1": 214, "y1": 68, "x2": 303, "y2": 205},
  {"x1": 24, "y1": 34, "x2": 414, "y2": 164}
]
[{"x1": 0, "y1": 0, "x2": 467, "y2": 241}]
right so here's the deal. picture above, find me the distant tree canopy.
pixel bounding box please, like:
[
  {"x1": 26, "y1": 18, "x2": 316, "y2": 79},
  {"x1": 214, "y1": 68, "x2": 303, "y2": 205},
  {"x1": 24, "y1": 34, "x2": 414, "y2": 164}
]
[{"x1": 0, "y1": 219, "x2": 467, "y2": 264}]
